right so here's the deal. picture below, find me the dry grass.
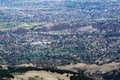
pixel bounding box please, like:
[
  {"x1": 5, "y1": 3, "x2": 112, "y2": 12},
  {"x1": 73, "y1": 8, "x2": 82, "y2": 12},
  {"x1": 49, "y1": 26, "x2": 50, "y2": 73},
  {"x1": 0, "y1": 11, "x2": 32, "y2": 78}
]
[
  {"x1": 13, "y1": 70, "x2": 71, "y2": 80},
  {"x1": 58, "y1": 62, "x2": 120, "y2": 74}
]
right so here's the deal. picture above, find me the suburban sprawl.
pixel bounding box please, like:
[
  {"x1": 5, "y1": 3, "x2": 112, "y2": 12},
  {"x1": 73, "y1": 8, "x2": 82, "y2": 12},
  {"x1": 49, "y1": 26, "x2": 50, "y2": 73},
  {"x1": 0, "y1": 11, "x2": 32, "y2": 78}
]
[{"x1": 0, "y1": 0, "x2": 120, "y2": 80}]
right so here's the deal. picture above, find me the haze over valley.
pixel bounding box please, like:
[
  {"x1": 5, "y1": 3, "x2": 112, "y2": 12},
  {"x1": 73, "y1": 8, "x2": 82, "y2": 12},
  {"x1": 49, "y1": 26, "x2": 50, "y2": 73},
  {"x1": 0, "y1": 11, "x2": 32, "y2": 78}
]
[{"x1": 0, "y1": 0, "x2": 120, "y2": 80}]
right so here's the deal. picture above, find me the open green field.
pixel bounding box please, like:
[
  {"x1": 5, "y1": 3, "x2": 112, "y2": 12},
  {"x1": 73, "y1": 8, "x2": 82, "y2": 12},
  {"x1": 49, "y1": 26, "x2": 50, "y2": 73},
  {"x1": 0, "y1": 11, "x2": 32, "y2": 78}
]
[{"x1": 0, "y1": 22, "x2": 42, "y2": 30}]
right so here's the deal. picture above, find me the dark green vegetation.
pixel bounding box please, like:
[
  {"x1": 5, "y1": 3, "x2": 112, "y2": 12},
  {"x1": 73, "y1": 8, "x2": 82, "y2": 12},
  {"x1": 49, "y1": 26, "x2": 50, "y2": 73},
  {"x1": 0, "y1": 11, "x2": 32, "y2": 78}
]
[
  {"x1": 70, "y1": 74, "x2": 94, "y2": 80},
  {"x1": 0, "y1": 66, "x2": 94, "y2": 80},
  {"x1": 103, "y1": 69, "x2": 120, "y2": 80},
  {"x1": 0, "y1": 69, "x2": 14, "y2": 79},
  {"x1": 1, "y1": 64, "x2": 120, "y2": 80}
]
